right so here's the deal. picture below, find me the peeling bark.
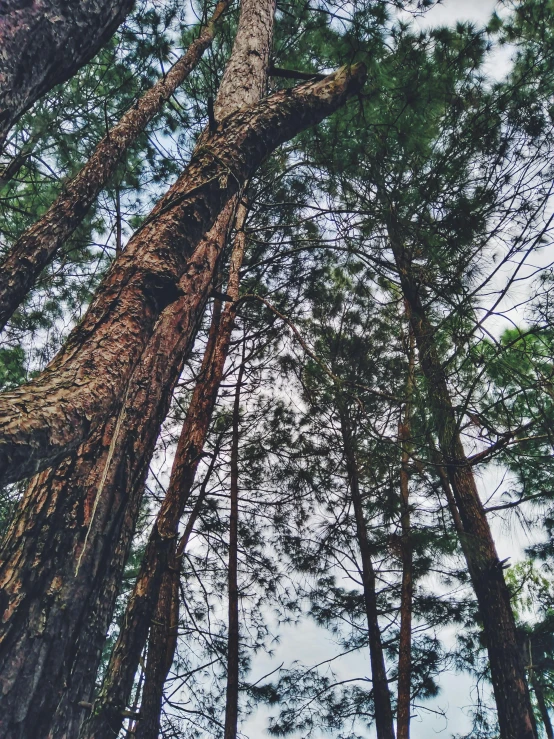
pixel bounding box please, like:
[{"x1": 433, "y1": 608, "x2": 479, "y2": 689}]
[
  {"x1": 0, "y1": 0, "x2": 231, "y2": 331},
  {"x1": 0, "y1": 62, "x2": 366, "y2": 488},
  {"x1": 81, "y1": 203, "x2": 248, "y2": 739},
  {"x1": 389, "y1": 228, "x2": 537, "y2": 739},
  {"x1": 0, "y1": 205, "x2": 235, "y2": 739},
  {"x1": 0, "y1": 0, "x2": 135, "y2": 150}
]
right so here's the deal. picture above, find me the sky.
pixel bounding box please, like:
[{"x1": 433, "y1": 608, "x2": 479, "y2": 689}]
[{"x1": 242, "y1": 4, "x2": 511, "y2": 738}]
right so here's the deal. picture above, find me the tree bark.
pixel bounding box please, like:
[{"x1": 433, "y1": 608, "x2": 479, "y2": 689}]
[
  {"x1": 0, "y1": 205, "x2": 235, "y2": 739},
  {"x1": 0, "y1": 0, "x2": 135, "y2": 151},
  {"x1": 339, "y1": 411, "x2": 396, "y2": 739},
  {"x1": 0, "y1": 0, "x2": 231, "y2": 331},
  {"x1": 133, "y1": 566, "x2": 180, "y2": 739},
  {"x1": 80, "y1": 204, "x2": 248, "y2": 739},
  {"x1": 397, "y1": 323, "x2": 414, "y2": 739},
  {"x1": 388, "y1": 227, "x2": 537, "y2": 739},
  {"x1": 532, "y1": 675, "x2": 554, "y2": 739},
  {"x1": 224, "y1": 352, "x2": 245, "y2": 739},
  {"x1": 0, "y1": 62, "x2": 366, "y2": 488}
]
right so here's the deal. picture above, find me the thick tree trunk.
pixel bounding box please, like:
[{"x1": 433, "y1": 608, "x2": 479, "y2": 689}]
[
  {"x1": 389, "y1": 231, "x2": 537, "y2": 739},
  {"x1": 0, "y1": 0, "x2": 231, "y2": 331},
  {"x1": 0, "y1": 0, "x2": 135, "y2": 151},
  {"x1": 0, "y1": 62, "x2": 365, "y2": 488},
  {"x1": 397, "y1": 326, "x2": 414, "y2": 739},
  {"x1": 81, "y1": 204, "x2": 248, "y2": 739},
  {"x1": 0, "y1": 205, "x2": 235, "y2": 739},
  {"x1": 224, "y1": 356, "x2": 245, "y2": 739},
  {"x1": 340, "y1": 412, "x2": 396, "y2": 739}
]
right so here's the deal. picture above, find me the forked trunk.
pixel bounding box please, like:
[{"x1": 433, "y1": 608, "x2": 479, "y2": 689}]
[
  {"x1": 0, "y1": 0, "x2": 231, "y2": 331},
  {"x1": 340, "y1": 412, "x2": 396, "y2": 739},
  {"x1": 0, "y1": 62, "x2": 365, "y2": 487},
  {"x1": 0, "y1": 0, "x2": 134, "y2": 151},
  {"x1": 389, "y1": 229, "x2": 537, "y2": 739},
  {"x1": 224, "y1": 355, "x2": 245, "y2": 739}
]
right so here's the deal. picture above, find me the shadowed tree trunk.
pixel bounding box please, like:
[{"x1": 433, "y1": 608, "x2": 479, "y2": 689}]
[
  {"x1": 0, "y1": 0, "x2": 231, "y2": 331},
  {"x1": 532, "y1": 675, "x2": 554, "y2": 739},
  {"x1": 81, "y1": 202, "x2": 248, "y2": 739},
  {"x1": 0, "y1": 62, "x2": 365, "y2": 488},
  {"x1": 339, "y1": 410, "x2": 396, "y2": 739},
  {"x1": 388, "y1": 222, "x2": 538, "y2": 739},
  {"x1": 397, "y1": 323, "x2": 414, "y2": 739},
  {"x1": 224, "y1": 351, "x2": 245, "y2": 739},
  {"x1": 0, "y1": 0, "x2": 135, "y2": 151}
]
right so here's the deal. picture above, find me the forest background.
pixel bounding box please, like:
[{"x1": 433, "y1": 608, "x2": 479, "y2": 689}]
[{"x1": 0, "y1": 0, "x2": 553, "y2": 738}]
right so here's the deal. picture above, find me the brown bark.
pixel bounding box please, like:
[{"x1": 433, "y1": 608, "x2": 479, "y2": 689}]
[
  {"x1": 339, "y1": 411, "x2": 396, "y2": 739},
  {"x1": 0, "y1": 0, "x2": 231, "y2": 331},
  {"x1": 80, "y1": 204, "x2": 248, "y2": 739},
  {"x1": 388, "y1": 227, "x2": 537, "y2": 739},
  {"x1": 224, "y1": 353, "x2": 245, "y2": 739},
  {"x1": 0, "y1": 62, "x2": 366, "y2": 488},
  {"x1": 133, "y1": 566, "x2": 180, "y2": 739},
  {"x1": 0, "y1": 205, "x2": 235, "y2": 739},
  {"x1": 397, "y1": 324, "x2": 414, "y2": 739},
  {"x1": 0, "y1": 0, "x2": 135, "y2": 151},
  {"x1": 134, "y1": 459, "x2": 217, "y2": 739}
]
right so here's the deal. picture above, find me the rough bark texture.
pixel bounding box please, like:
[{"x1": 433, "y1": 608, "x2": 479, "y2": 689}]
[
  {"x1": 0, "y1": 205, "x2": 235, "y2": 739},
  {"x1": 0, "y1": 62, "x2": 366, "y2": 488},
  {"x1": 0, "y1": 0, "x2": 230, "y2": 331},
  {"x1": 213, "y1": 0, "x2": 274, "y2": 120},
  {"x1": 340, "y1": 412, "x2": 396, "y2": 739},
  {"x1": 0, "y1": 0, "x2": 135, "y2": 151},
  {"x1": 397, "y1": 326, "x2": 414, "y2": 739},
  {"x1": 224, "y1": 357, "x2": 244, "y2": 739},
  {"x1": 389, "y1": 230, "x2": 537, "y2": 739},
  {"x1": 81, "y1": 202, "x2": 248, "y2": 739}
]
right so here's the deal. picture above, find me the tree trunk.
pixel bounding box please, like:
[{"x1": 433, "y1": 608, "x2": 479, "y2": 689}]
[
  {"x1": 388, "y1": 229, "x2": 537, "y2": 739},
  {"x1": 532, "y1": 675, "x2": 554, "y2": 739},
  {"x1": 0, "y1": 0, "x2": 230, "y2": 331},
  {"x1": 0, "y1": 204, "x2": 235, "y2": 739},
  {"x1": 0, "y1": 0, "x2": 135, "y2": 151},
  {"x1": 133, "y1": 566, "x2": 180, "y2": 739},
  {"x1": 80, "y1": 203, "x2": 248, "y2": 739},
  {"x1": 397, "y1": 324, "x2": 414, "y2": 739},
  {"x1": 134, "y1": 453, "x2": 218, "y2": 739},
  {"x1": 339, "y1": 412, "x2": 396, "y2": 739},
  {"x1": 224, "y1": 353, "x2": 245, "y2": 739},
  {"x1": 0, "y1": 62, "x2": 365, "y2": 488}
]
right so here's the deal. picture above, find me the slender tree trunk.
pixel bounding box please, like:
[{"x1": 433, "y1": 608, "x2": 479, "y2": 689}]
[
  {"x1": 0, "y1": 0, "x2": 135, "y2": 151},
  {"x1": 388, "y1": 228, "x2": 537, "y2": 739},
  {"x1": 81, "y1": 204, "x2": 248, "y2": 739},
  {"x1": 532, "y1": 675, "x2": 554, "y2": 739},
  {"x1": 133, "y1": 566, "x2": 180, "y2": 739},
  {"x1": 224, "y1": 354, "x2": 245, "y2": 739},
  {"x1": 0, "y1": 0, "x2": 231, "y2": 331},
  {"x1": 0, "y1": 62, "x2": 365, "y2": 488},
  {"x1": 397, "y1": 324, "x2": 415, "y2": 739},
  {"x1": 339, "y1": 412, "x2": 396, "y2": 739},
  {"x1": 134, "y1": 456, "x2": 218, "y2": 739}
]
